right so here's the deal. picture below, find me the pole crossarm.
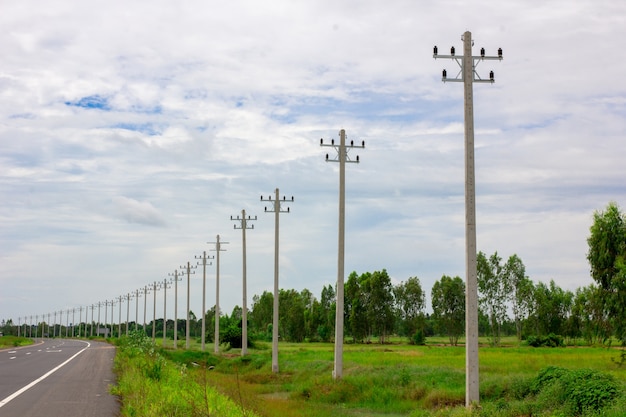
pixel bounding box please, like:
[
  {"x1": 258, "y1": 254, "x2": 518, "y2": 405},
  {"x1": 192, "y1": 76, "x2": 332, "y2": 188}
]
[
  {"x1": 434, "y1": 43, "x2": 502, "y2": 83},
  {"x1": 320, "y1": 134, "x2": 365, "y2": 164},
  {"x1": 261, "y1": 193, "x2": 294, "y2": 213},
  {"x1": 231, "y1": 212, "x2": 257, "y2": 229}
]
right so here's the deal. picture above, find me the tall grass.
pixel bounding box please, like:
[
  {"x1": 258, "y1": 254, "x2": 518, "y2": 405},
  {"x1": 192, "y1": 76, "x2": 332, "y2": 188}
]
[
  {"x1": 111, "y1": 331, "x2": 259, "y2": 417},
  {"x1": 112, "y1": 335, "x2": 626, "y2": 417}
]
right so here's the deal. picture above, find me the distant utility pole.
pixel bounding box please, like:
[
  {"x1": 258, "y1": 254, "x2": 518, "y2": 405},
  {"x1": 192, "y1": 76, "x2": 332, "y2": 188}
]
[
  {"x1": 231, "y1": 209, "x2": 256, "y2": 356},
  {"x1": 209, "y1": 235, "x2": 228, "y2": 353},
  {"x1": 96, "y1": 303, "x2": 101, "y2": 337},
  {"x1": 89, "y1": 305, "x2": 94, "y2": 337},
  {"x1": 77, "y1": 308, "x2": 82, "y2": 338},
  {"x1": 89, "y1": 304, "x2": 96, "y2": 337},
  {"x1": 180, "y1": 261, "x2": 197, "y2": 349},
  {"x1": 125, "y1": 293, "x2": 133, "y2": 336},
  {"x1": 321, "y1": 129, "x2": 365, "y2": 380},
  {"x1": 135, "y1": 289, "x2": 143, "y2": 331},
  {"x1": 118, "y1": 295, "x2": 123, "y2": 337},
  {"x1": 110, "y1": 300, "x2": 116, "y2": 337},
  {"x1": 261, "y1": 188, "x2": 294, "y2": 373},
  {"x1": 152, "y1": 281, "x2": 160, "y2": 343},
  {"x1": 195, "y1": 251, "x2": 214, "y2": 351},
  {"x1": 433, "y1": 31, "x2": 503, "y2": 408},
  {"x1": 143, "y1": 285, "x2": 151, "y2": 334},
  {"x1": 162, "y1": 278, "x2": 171, "y2": 348},
  {"x1": 168, "y1": 270, "x2": 183, "y2": 349}
]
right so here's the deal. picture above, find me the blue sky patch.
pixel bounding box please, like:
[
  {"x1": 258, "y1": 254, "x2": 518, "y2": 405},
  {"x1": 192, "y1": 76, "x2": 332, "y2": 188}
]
[{"x1": 65, "y1": 95, "x2": 111, "y2": 110}]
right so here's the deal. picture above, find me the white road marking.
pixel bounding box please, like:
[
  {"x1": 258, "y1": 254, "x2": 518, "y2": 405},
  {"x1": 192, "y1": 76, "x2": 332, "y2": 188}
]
[{"x1": 0, "y1": 341, "x2": 91, "y2": 409}]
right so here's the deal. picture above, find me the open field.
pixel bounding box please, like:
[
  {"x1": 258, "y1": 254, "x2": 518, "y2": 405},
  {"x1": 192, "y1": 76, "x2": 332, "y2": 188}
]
[{"x1": 138, "y1": 336, "x2": 626, "y2": 417}]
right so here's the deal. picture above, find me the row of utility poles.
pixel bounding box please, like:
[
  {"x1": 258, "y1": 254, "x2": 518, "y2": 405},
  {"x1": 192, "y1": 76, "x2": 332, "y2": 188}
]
[{"x1": 15, "y1": 31, "x2": 501, "y2": 410}]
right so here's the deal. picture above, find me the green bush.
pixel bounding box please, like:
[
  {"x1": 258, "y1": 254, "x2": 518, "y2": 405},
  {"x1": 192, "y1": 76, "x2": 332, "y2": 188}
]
[
  {"x1": 411, "y1": 329, "x2": 426, "y2": 346},
  {"x1": 527, "y1": 333, "x2": 565, "y2": 347},
  {"x1": 531, "y1": 366, "x2": 620, "y2": 415}
]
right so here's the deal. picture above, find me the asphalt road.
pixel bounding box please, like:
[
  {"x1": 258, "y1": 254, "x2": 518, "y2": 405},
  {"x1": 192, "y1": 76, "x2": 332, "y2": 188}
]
[{"x1": 0, "y1": 338, "x2": 119, "y2": 417}]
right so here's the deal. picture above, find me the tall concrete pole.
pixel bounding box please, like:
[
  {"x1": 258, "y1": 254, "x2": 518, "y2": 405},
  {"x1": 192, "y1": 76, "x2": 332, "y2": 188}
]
[
  {"x1": 125, "y1": 293, "x2": 132, "y2": 336},
  {"x1": 433, "y1": 31, "x2": 503, "y2": 407},
  {"x1": 162, "y1": 278, "x2": 170, "y2": 347},
  {"x1": 152, "y1": 281, "x2": 159, "y2": 342},
  {"x1": 118, "y1": 295, "x2": 123, "y2": 337},
  {"x1": 168, "y1": 270, "x2": 182, "y2": 349},
  {"x1": 135, "y1": 289, "x2": 141, "y2": 331},
  {"x1": 261, "y1": 189, "x2": 293, "y2": 373},
  {"x1": 321, "y1": 130, "x2": 365, "y2": 379},
  {"x1": 180, "y1": 262, "x2": 196, "y2": 349},
  {"x1": 231, "y1": 209, "x2": 256, "y2": 356},
  {"x1": 209, "y1": 235, "x2": 228, "y2": 353},
  {"x1": 196, "y1": 251, "x2": 214, "y2": 351},
  {"x1": 143, "y1": 285, "x2": 149, "y2": 334}
]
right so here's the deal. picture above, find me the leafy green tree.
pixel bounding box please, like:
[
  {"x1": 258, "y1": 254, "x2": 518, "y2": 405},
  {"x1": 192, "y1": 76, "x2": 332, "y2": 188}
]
[
  {"x1": 477, "y1": 251, "x2": 511, "y2": 346},
  {"x1": 394, "y1": 276, "x2": 426, "y2": 339},
  {"x1": 431, "y1": 275, "x2": 465, "y2": 345},
  {"x1": 279, "y1": 289, "x2": 306, "y2": 342},
  {"x1": 365, "y1": 269, "x2": 395, "y2": 343},
  {"x1": 587, "y1": 202, "x2": 626, "y2": 345},
  {"x1": 528, "y1": 280, "x2": 573, "y2": 336},
  {"x1": 506, "y1": 254, "x2": 534, "y2": 341},
  {"x1": 346, "y1": 271, "x2": 368, "y2": 342},
  {"x1": 250, "y1": 291, "x2": 273, "y2": 339},
  {"x1": 573, "y1": 284, "x2": 612, "y2": 344}
]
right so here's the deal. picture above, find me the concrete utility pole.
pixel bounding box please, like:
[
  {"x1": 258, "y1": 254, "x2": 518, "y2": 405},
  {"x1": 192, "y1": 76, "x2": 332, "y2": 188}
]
[
  {"x1": 231, "y1": 209, "x2": 256, "y2": 356},
  {"x1": 134, "y1": 288, "x2": 142, "y2": 331},
  {"x1": 162, "y1": 278, "x2": 171, "y2": 347},
  {"x1": 90, "y1": 305, "x2": 94, "y2": 337},
  {"x1": 125, "y1": 293, "x2": 133, "y2": 336},
  {"x1": 152, "y1": 281, "x2": 160, "y2": 343},
  {"x1": 118, "y1": 295, "x2": 123, "y2": 337},
  {"x1": 261, "y1": 189, "x2": 294, "y2": 373},
  {"x1": 320, "y1": 129, "x2": 365, "y2": 380},
  {"x1": 143, "y1": 285, "x2": 151, "y2": 334},
  {"x1": 433, "y1": 31, "x2": 503, "y2": 408},
  {"x1": 195, "y1": 251, "x2": 214, "y2": 351},
  {"x1": 96, "y1": 303, "x2": 102, "y2": 337},
  {"x1": 180, "y1": 262, "x2": 197, "y2": 349},
  {"x1": 168, "y1": 270, "x2": 183, "y2": 349},
  {"x1": 209, "y1": 235, "x2": 228, "y2": 353},
  {"x1": 78, "y1": 307, "x2": 83, "y2": 338}
]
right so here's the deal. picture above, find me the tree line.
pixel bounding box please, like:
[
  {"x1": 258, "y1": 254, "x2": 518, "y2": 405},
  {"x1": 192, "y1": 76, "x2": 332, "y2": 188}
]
[{"x1": 3, "y1": 202, "x2": 624, "y2": 351}]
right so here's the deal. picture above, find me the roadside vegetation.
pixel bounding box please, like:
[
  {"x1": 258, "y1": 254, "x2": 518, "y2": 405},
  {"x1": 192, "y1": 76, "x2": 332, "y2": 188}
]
[
  {"x1": 0, "y1": 335, "x2": 33, "y2": 349},
  {"x1": 110, "y1": 332, "x2": 626, "y2": 417}
]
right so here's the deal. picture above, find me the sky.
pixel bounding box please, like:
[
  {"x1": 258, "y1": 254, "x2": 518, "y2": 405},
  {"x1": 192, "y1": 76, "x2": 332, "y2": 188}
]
[{"x1": 2, "y1": 0, "x2": 625, "y2": 326}]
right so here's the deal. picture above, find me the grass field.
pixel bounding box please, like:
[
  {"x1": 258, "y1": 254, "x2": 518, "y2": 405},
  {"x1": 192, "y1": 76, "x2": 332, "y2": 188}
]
[
  {"x1": 0, "y1": 335, "x2": 33, "y2": 349},
  {"x1": 146, "y1": 336, "x2": 626, "y2": 417}
]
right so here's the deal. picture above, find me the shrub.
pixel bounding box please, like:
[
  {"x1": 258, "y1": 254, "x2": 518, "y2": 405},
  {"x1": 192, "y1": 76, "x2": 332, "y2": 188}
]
[{"x1": 531, "y1": 366, "x2": 620, "y2": 415}]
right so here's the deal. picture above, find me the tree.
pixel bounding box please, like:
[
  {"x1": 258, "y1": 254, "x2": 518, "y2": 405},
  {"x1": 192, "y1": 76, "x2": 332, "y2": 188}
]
[
  {"x1": 477, "y1": 251, "x2": 511, "y2": 346},
  {"x1": 365, "y1": 269, "x2": 395, "y2": 343},
  {"x1": 587, "y1": 202, "x2": 626, "y2": 345},
  {"x1": 394, "y1": 276, "x2": 426, "y2": 339},
  {"x1": 250, "y1": 291, "x2": 273, "y2": 339},
  {"x1": 528, "y1": 280, "x2": 573, "y2": 336},
  {"x1": 431, "y1": 275, "x2": 465, "y2": 345},
  {"x1": 505, "y1": 254, "x2": 533, "y2": 341},
  {"x1": 346, "y1": 271, "x2": 368, "y2": 343}
]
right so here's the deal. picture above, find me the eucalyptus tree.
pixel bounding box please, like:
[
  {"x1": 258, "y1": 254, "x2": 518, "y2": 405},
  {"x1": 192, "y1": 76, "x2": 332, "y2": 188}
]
[
  {"x1": 431, "y1": 275, "x2": 465, "y2": 346},
  {"x1": 394, "y1": 276, "x2": 426, "y2": 339},
  {"x1": 587, "y1": 201, "x2": 626, "y2": 345}
]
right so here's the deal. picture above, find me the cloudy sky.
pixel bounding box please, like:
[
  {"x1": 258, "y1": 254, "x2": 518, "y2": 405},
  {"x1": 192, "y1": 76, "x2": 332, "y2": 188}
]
[{"x1": 2, "y1": 0, "x2": 625, "y2": 326}]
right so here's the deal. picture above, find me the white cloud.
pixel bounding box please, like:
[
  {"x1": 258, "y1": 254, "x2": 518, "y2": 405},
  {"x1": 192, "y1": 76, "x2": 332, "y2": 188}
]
[{"x1": 2, "y1": 0, "x2": 626, "y2": 322}]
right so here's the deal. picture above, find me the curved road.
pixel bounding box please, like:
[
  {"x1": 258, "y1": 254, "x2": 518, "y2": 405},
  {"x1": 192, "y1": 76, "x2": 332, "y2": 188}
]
[{"x1": 0, "y1": 338, "x2": 119, "y2": 417}]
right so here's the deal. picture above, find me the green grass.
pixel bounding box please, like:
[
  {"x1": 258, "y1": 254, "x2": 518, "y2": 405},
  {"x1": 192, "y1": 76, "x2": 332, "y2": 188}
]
[
  {"x1": 0, "y1": 335, "x2": 33, "y2": 349},
  {"x1": 112, "y1": 335, "x2": 626, "y2": 417}
]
